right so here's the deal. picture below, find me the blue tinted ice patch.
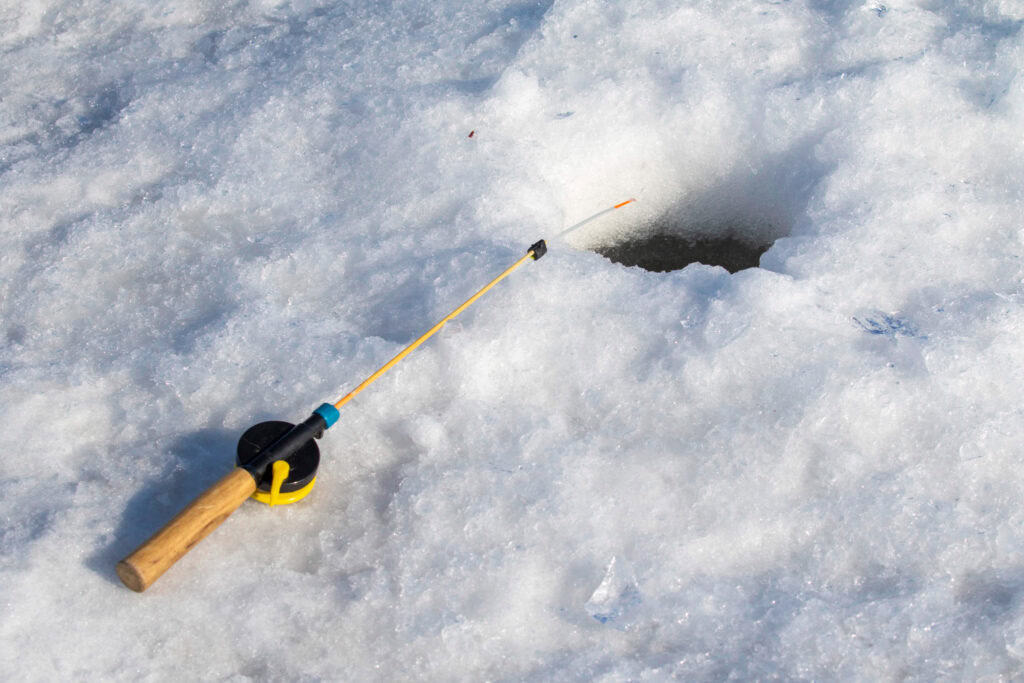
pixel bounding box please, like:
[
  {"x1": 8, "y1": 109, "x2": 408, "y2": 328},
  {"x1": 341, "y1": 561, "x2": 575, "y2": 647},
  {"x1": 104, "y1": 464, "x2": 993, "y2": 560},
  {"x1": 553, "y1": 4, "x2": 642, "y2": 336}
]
[
  {"x1": 585, "y1": 557, "x2": 643, "y2": 629},
  {"x1": 853, "y1": 313, "x2": 921, "y2": 339},
  {"x1": 588, "y1": 584, "x2": 642, "y2": 625}
]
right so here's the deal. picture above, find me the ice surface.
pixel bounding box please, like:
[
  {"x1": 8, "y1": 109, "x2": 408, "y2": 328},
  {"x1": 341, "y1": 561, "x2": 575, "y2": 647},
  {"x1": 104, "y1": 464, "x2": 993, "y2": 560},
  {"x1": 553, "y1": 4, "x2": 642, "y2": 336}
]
[{"x1": 3, "y1": 0, "x2": 1024, "y2": 679}]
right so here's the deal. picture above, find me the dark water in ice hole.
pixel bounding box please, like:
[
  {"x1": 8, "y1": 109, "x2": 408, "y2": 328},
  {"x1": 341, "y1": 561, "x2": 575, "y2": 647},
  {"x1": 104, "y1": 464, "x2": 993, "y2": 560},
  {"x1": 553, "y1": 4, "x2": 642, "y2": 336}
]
[{"x1": 594, "y1": 232, "x2": 770, "y2": 273}]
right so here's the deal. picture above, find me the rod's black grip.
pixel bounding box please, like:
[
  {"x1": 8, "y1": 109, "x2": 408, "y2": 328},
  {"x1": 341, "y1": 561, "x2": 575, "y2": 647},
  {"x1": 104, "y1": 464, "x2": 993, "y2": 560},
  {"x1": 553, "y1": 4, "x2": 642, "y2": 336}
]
[
  {"x1": 529, "y1": 239, "x2": 547, "y2": 260},
  {"x1": 240, "y1": 413, "x2": 327, "y2": 479}
]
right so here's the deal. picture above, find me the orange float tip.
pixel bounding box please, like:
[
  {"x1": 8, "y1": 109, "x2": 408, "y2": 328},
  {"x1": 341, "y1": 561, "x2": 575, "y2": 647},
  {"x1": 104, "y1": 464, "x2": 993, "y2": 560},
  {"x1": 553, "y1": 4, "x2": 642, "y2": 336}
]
[{"x1": 613, "y1": 199, "x2": 636, "y2": 209}]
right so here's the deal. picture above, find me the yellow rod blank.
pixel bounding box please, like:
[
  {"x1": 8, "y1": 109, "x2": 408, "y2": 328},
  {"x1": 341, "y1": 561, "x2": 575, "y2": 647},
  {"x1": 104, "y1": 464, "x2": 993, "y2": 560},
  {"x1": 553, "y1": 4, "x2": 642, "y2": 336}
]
[
  {"x1": 331, "y1": 199, "x2": 636, "y2": 412},
  {"x1": 332, "y1": 250, "x2": 537, "y2": 410}
]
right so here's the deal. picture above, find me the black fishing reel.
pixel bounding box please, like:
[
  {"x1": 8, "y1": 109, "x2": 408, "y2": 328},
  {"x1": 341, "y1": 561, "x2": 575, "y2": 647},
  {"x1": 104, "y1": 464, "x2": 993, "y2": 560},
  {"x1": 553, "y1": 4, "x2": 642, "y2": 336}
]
[{"x1": 235, "y1": 413, "x2": 329, "y2": 505}]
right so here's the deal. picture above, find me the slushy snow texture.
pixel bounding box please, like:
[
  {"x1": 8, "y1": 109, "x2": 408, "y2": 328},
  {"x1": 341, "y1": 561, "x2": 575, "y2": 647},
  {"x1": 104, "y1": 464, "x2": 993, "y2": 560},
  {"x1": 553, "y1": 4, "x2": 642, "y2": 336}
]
[{"x1": 2, "y1": 0, "x2": 1024, "y2": 679}]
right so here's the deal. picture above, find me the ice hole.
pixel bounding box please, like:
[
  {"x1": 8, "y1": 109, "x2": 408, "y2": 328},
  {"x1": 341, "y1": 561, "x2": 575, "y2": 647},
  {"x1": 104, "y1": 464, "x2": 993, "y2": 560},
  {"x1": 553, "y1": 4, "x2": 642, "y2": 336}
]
[
  {"x1": 594, "y1": 227, "x2": 772, "y2": 273},
  {"x1": 586, "y1": 178, "x2": 798, "y2": 274},
  {"x1": 588, "y1": 139, "x2": 825, "y2": 273}
]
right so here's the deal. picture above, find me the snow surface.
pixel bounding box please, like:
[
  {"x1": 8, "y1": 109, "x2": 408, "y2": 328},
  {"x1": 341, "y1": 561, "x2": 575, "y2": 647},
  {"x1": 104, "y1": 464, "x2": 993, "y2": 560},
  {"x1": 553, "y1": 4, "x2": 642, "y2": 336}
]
[{"x1": 2, "y1": 0, "x2": 1024, "y2": 679}]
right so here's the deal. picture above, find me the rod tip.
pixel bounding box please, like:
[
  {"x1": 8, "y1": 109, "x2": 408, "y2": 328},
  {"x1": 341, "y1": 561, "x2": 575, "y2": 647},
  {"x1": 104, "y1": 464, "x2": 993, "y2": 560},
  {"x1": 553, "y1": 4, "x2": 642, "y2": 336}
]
[{"x1": 613, "y1": 199, "x2": 637, "y2": 209}]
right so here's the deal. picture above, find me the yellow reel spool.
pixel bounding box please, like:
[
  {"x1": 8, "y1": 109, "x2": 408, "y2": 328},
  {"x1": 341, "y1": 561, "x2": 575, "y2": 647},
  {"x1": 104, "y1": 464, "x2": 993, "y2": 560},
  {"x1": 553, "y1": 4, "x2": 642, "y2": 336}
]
[{"x1": 250, "y1": 459, "x2": 317, "y2": 506}]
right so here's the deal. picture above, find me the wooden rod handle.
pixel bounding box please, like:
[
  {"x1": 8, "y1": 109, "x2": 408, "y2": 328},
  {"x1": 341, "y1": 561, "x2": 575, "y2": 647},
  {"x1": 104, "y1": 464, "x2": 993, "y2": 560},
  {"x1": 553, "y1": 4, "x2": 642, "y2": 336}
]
[{"x1": 116, "y1": 467, "x2": 257, "y2": 592}]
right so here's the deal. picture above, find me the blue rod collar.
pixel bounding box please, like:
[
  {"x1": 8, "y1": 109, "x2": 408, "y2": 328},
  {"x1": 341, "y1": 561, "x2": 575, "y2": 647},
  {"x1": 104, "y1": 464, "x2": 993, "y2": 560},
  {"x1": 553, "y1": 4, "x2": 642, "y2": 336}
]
[{"x1": 313, "y1": 403, "x2": 340, "y2": 429}]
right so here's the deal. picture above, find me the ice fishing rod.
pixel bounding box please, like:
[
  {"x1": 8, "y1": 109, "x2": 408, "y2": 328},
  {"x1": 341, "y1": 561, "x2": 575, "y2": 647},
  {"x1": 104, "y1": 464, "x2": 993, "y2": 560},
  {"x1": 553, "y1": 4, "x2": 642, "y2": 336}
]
[{"x1": 116, "y1": 199, "x2": 636, "y2": 592}]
